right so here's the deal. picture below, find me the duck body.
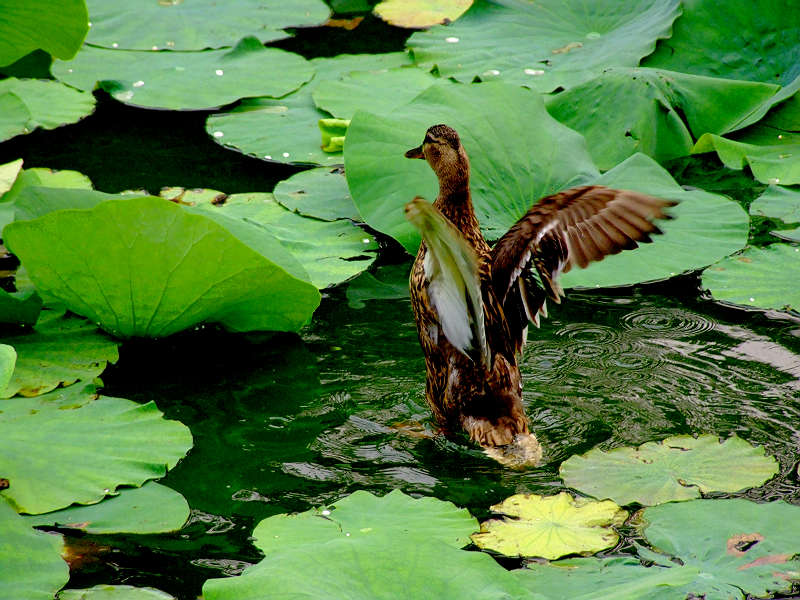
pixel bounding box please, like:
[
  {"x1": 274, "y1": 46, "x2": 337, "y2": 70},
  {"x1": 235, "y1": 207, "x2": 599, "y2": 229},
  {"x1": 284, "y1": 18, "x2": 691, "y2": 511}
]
[{"x1": 404, "y1": 124, "x2": 674, "y2": 451}]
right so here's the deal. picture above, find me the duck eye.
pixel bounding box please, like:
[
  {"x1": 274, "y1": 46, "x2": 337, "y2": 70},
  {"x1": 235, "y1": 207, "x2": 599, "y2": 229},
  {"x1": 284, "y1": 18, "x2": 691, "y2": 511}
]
[{"x1": 424, "y1": 134, "x2": 436, "y2": 144}]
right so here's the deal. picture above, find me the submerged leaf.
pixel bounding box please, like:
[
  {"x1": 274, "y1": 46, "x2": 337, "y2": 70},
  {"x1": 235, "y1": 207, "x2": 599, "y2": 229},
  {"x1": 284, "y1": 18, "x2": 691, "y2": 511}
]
[
  {"x1": 560, "y1": 435, "x2": 778, "y2": 506},
  {"x1": 471, "y1": 492, "x2": 627, "y2": 559}
]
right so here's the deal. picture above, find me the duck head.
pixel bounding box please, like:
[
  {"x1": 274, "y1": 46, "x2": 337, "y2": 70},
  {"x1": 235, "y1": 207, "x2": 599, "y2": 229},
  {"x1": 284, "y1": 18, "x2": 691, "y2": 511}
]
[{"x1": 406, "y1": 124, "x2": 470, "y2": 194}]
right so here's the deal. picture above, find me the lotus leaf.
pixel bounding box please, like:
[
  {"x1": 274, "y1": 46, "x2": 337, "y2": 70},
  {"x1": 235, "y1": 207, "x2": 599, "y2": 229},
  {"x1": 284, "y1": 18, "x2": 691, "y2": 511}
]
[
  {"x1": 545, "y1": 68, "x2": 779, "y2": 170},
  {"x1": 319, "y1": 118, "x2": 349, "y2": 152},
  {"x1": 642, "y1": 0, "x2": 800, "y2": 85},
  {"x1": 702, "y1": 244, "x2": 800, "y2": 312},
  {"x1": 273, "y1": 167, "x2": 360, "y2": 221},
  {"x1": 58, "y1": 587, "x2": 175, "y2": 600},
  {"x1": 407, "y1": 0, "x2": 680, "y2": 92},
  {"x1": 373, "y1": 0, "x2": 472, "y2": 28},
  {"x1": 207, "y1": 51, "x2": 413, "y2": 165},
  {"x1": 313, "y1": 68, "x2": 442, "y2": 120},
  {"x1": 732, "y1": 74, "x2": 800, "y2": 131},
  {"x1": 185, "y1": 190, "x2": 376, "y2": 289},
  {"x1": 27, "y1": 482, "x2": 189, "y2": 535},
  {"x1": 3, "y1": 196, "x2": 320, "y2": 338},
  {"x1": 346, "y1": 263, "x2": 410, "y2": 308},
  {"x1": 0, "y1": 345, "x2": 15, "y2": 392},
  {"x1": 559, "y1": 435, "x2": 778, "y2": 506},
  {"x1": 560, "y1": 154, "x2": 750, "y2": 288},
  {"x1": 0, "y1": 158, "x2": 23, "y2": 193},
  {"x1": 0, "y1": 497, "x2": 68, "y2": 600},
  {"x1": 471, "y1": 492, "x2": 626, "y2": 559},
  {"x1": 692, "y1": 132, "x2": 800, "y2": 186},
  {"x1": 640, "y1": 499, "x2": 800, "y2": 598},
  {"x1": 1, "y1": 309, "x2": 119, "y2": 398},
  {"x1": 0, "y1": 287, "x2": 42, "y2": 326},
  {"x1": 13, "y1": 187, "x2": 118, "y2": 223},
  {"x1": 0, "y1": 0, "x2": 87, "y2": 66},
  {"x1": 52, "y1": 37, "x2": 314, "y2": 111},
  {"x1": 84, "y1": 0, "x2": 330, "y2": 50},
  {"x1": 0, "y1": 383, "x2": 192, "y2": 514},
  {"x1": 750, "y1": 185, "x2": 800, "y2": 242},
  {"x1": 345, "y1": 82, "x2": 599, "y2": 254},
  {"x1": 0, "y1": 78, "x2": 96, "y2": 143}
]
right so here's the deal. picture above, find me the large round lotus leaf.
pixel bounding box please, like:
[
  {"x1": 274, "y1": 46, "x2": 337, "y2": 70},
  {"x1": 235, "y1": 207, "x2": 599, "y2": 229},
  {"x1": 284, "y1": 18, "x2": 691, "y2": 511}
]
[
  {"x1": 1, "y1": 310, "x2": 119, "y2": 398},
  {"x1": 0, "y1": 345, "x2": 15, "y2": 392},
  {"x1": 702, "y1": 244, "x2": 800, "y2": 313},
  {"x1": 206, "y1": 51, "x2": 413, "y2": 165},
  {"x1": 3, "y1": 196, "x2": 320, "y2": 338},
  {"x1": 84, "y1": 0, "x2": 330, "y2": 50},
  {"x1": 561, "y1": 153, "x2": 750, "y2": 289},
  {"x1": 0, "y1": 288, "x2": 42, "y2": 326},
  {"x1": 27, "y1": 482, "x2": 189, "y2": 535},
  {"x1": 0, "y1": 383, "x2": 193, "y2": 514},
  {"x1": 545, "y1": 68, "x2": 779, "y2": 170},
  {"x1": 345, "y1": 82, "x2": 599, "y2": 254},
  {"x1": 560, "y1": 435, "x2": 778, "y2": 506},
  {"x1": 203, "y1": 535, "x2": 530, "y2": 600},
  {"x1": 273, "y1": 167, "x2": 360, "y2": 221},
  {"x1": 312, "y1": 68, "x2": 442, "y2": 120},
  {"x1": 692, "y1": 132, "x2": 800, "y2": 186},
  {"x1": 0, "y1": 498, "x2": 68, "y2": 600},
  {"x1": 253, "y1": 489, "x2": 477, "y2": 554},
  {"x1": 642, "y1": 0, "x2": 800, "y2": 86},
  {"x1": 52, "y1": 37, "x2": 313, "y2": 111},
  {"x1": 471, "y1": 492, "x2": 626, "y2": 560},
  {"x1": 0, "y1": 78, "x2": 96, "y2": 142},
  {"x1": 373, "y1": 0, "x2": 472, "y2": 28},
  {"x1": 59, "y1": 585, "x2": 175, "y2": 600},
  {"x1": 0, "y1": 0, "x2": 87, "y2": 66},
  {"x1": 640, "y1": 499, "x2": 800, "y2": 599},
  {"x1": 407, "y1": 0, "x2": 680, "y2": 92},
  {"x1": 182, "y1": 190, "x2": 377, "y2": 289}
]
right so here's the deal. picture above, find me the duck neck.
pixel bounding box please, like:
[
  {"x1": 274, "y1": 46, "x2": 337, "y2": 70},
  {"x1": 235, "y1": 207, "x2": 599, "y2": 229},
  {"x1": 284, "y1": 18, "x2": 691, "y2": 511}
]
[{"x1": 433, "y1": 159, "x2": 479, "y2": 235}]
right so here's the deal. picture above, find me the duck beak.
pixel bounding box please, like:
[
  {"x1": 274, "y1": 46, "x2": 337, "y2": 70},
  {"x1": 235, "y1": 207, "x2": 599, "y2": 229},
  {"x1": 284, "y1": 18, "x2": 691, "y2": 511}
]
[{"x1": 405, "y1": 144, "x2": 424, "y2": 159}]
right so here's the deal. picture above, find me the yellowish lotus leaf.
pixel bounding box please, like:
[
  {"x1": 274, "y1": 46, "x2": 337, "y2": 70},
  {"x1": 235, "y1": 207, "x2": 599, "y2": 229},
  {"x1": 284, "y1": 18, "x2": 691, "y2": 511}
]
[
  {"x1": 374, "y1": 0, "x2": 472, "y2": 28},
  {"x1": 471, "y1": 492, "x2": 627, "y2": 560}
]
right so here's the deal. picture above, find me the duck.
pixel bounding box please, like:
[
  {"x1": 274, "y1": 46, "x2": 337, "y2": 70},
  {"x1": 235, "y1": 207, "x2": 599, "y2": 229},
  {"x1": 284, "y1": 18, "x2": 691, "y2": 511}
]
[{"x1": 403, "y1": 124, "x2": 674, "y2": 460}]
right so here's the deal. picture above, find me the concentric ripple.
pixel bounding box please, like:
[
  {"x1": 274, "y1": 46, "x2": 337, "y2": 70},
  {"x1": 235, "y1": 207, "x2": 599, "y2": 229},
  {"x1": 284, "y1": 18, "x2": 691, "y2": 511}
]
[{"x1": 620, "y1": 307, "x2": 717, "y2": 338}]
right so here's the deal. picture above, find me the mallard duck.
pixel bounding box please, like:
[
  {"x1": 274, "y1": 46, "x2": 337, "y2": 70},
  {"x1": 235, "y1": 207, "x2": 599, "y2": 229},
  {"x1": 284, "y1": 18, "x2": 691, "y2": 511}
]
[{"x1": 404, "y1": 124, "x2": 674, "y2": 456}]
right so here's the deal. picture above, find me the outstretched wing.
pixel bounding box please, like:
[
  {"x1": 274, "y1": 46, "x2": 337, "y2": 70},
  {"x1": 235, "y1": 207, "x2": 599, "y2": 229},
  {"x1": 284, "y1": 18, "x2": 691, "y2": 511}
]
[
  {"x1": 491, "y1": 185, "x2": 675, "y2": 350},
  {"x1": 405, "y1": 197, "x2": 490, "y2": 367}
]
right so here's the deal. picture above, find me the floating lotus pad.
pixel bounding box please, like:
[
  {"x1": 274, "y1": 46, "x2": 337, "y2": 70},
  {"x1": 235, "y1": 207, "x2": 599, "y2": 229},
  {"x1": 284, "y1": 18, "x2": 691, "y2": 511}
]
[
  {"x1": 27, "y1": 482, "x2": 189, "y2": 535},
  {"x1": 692, "y1": 132, "x2": 800, "y2": 186},
  {"x1": 407, "y1": 0, "x2": 680, "y2": 92},
  {"x1": 0, "y1": 498, "x2": 68, "y2": 600},
  {"x1": 4, "y1": 195, "x2": 321, "y2": 338},
  {"x1": 53, "y1": 37, "x2": 314, "y2": 111},
  {"x1": 58, "y1": 585, "x2": 176, "y2": 600},
  {"x1": 561, "y1": 153, "x2": 750, "y2": 288},
  {"x1": 207, "y1": 51, "x2": 413, "y2": 165},
  {"x1": 702, "y1": 244, "x2": 800, "y2": 313},
  {"x1": 373, "y1": 0, "x2": 472, "y2": 28},
  {"x1": 346, "y1": 263, "x2": 410, "y2": 308},
  {"x1": 345, "y1": 82, "x2": 599, "y2": 253},
  {"x1": 84, "y1": 0, "x2": 330, "y2": 50},
  {"x1": 471, "y1": 492, "x2": 627, "y2": 559},
  {"x1": 750, "y1": 185, "x2": 800, "y2": 242},
  {"x1": 0, "y1": 78, "x2": 96, "y2": 143},
  {"x1": 560, "y1": 435, "x2": 779, "y2": 506},
  {"x1": 273, "y1": 167, "x2": 360, "y2": 221},
  {"x1": 642, "y1": 0, "x2": 800, "y2": 85},
  {"x1": 546, "y1": 68, "x2": 779, "y2": 170},
  {"x1": 0, "y1": 382, "x2": 193, "y2": 515},
  {"x1": 0, "y1": 0, "x2": 87, "y2": 66},
  {"x1": 0, "y1": 310, "x2": 119, "y2": 398}
]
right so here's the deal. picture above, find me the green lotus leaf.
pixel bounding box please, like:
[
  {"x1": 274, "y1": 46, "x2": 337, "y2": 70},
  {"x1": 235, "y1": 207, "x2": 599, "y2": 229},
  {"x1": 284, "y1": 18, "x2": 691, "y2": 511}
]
[
  {"x1": 750, "y1": 185, "x2": 800, "y2": 223},
  {"x1": 559, "y1": 435, "x2": 778, "y2": 506},
  {"x1": 84, "y1": 0, "x2": 330, "y2": 50},
  {"x1": 702, "y1": 244, "x2": 800, "y2": 312},
  {"x1": 0, "y1": 382, "x2": 193, "y2": 514},
  {"x1": 561, "y1": 154, "x2": 750, "y2": 288},
  {"x1": 546, "y1": 68, "x2": 779, "y2": 170},
  {"x1": 0, "y1": 0, "x2": 87, "y2": 66},
  {"x1": 52, "y1": 37, "x2": 313, "y2": 111},
  {"x1": 273, "y1": 167, "x2": 361, "y2": 221},
  {"x1": 345, "y1": 82, "x2": 599, "y2": 254},
  {"x1": 692, "y1": 132, "x2": 800, "y2": 186},
  {"x1": 0, "y1": 497, "x2": 68, "y2": 600},
  {"x1": 183, "y1": 190, "x2": 377, "y2": 289},
  {"x1": 640, "y1": 499, "x2": 800, "y2": 599},
  {"x1": 13, "y1": 187, "x2": 118, "y2": 223},
  {"x1": 732, "y1": 74, "x2": 800, "y2": 131},
  {"x1": 207, "y1": 51, "x2": 413, "y2": 165},
  {"x1": 407, "y1": 0, "x2": 680, "y2": 92},
  {"x1": 0, "y1": 345, "x2": 15, "y2": 392},
  {"x1": 27, "y1": 482, "x2": 189, "y2": 535},
  {"x1": 3, "y1": 195, "x2": 320, "y2": 338},
  {"x1": 58, "y1": 585, "x2": 176, "y2": 600},
  {"x1": 642, "y1": 0, "x2": 800, "y2": 85},
  {"x1": 0, "y1": 78, "x2": 96, "y2": 143},
  {"x1": 0, "y1": 287, "x2": 42, "y2": 326},
  {"x1": 312, "y1": 68, "x2": 442, "y2": 120},
  {"x1": 1, "y1": 309, "x2": 119, "y2": 398},
  {"x1": 373, "y1": 0, "x2": 472, "y2": 28},
  {"x1": 319, "y1": 118, "x2": 349, "y2": 153},
  {"x1": 346, "y1": 263, "x2": 410, "y2": 308},
  {"x1": 471, "y1": 492, "x2": 626, "y2": 559},
  {"x1": 0, "y1": 158, "x2": 23, "y2": 194}
]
